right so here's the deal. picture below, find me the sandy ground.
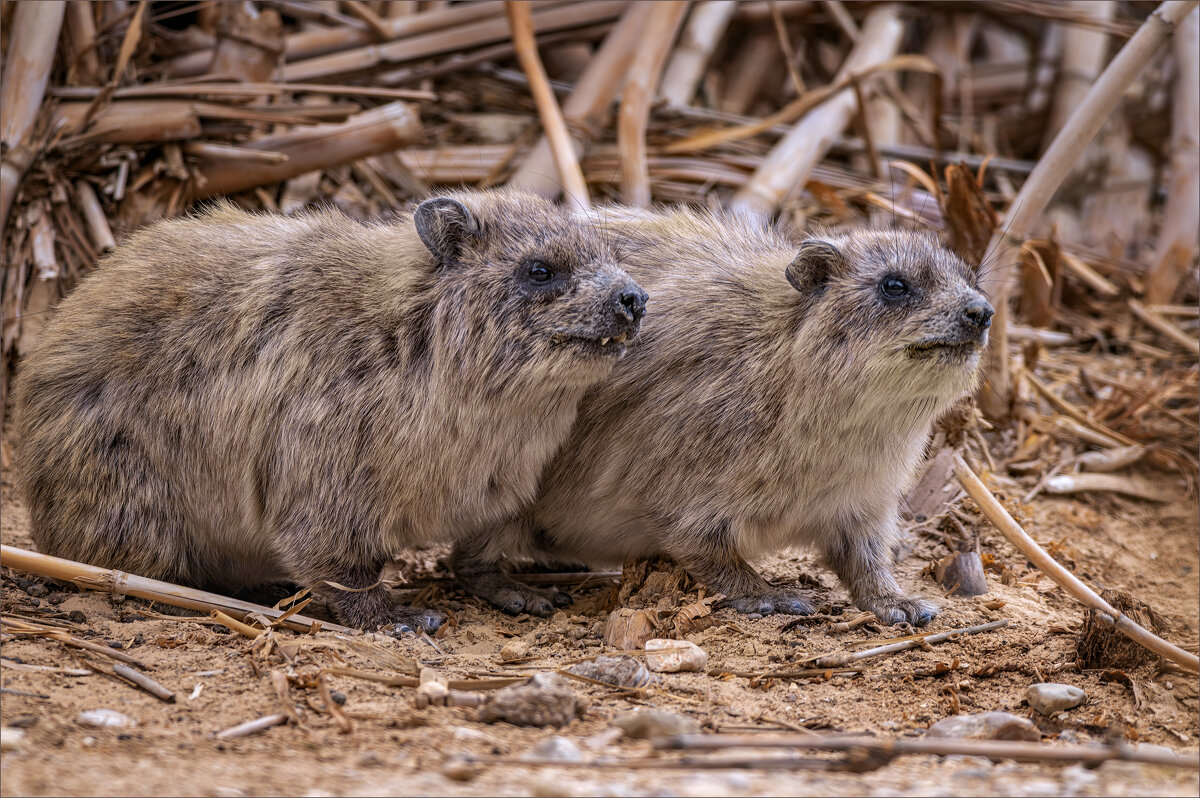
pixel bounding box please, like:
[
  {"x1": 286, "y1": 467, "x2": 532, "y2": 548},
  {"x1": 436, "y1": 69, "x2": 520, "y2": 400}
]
[{"x1": 1, "y1": 454, "x2": 1198, "y2": 797}]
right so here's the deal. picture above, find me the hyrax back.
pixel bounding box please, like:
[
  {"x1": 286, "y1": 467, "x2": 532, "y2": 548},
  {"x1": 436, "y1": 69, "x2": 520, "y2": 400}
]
[
  {"x1": 14, "y1": 190, "x2": 646, "y2": 633},
  {"x1": 453, "y1": 206, "x2": 992, "y2": 625}
]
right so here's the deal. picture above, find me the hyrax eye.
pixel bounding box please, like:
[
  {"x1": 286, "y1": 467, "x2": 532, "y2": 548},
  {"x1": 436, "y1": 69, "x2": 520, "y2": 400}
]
[
  {"x1": 880, "y1": 276, "x2": 908, "y2": 299},
  {"x1": 527, "y1": 261, "x2": 554, "y2": 284}
]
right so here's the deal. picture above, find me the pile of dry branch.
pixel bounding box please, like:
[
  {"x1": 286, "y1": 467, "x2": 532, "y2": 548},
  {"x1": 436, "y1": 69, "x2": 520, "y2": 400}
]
[{"x1": 1, "y1": 0, "x2": 1197, "y2": 468}]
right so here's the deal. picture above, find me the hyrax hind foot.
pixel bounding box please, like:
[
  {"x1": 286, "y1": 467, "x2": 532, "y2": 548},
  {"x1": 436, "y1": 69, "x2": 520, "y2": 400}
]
[
  {"x1": 328, "y1": 583, "x2": 446, "y2": 634},
  {"x1": 857, "y1": 594, "x2": 937, "y2": 627},
  {"x1": 378, "y1": 606, "x2": 449, "y2": 637},
  {"x1": 717, "y1": 588, "x2": 814, "y2": 616},
  {"x1": 460, "y1": 570, "x2": 571, "y2": 617}
]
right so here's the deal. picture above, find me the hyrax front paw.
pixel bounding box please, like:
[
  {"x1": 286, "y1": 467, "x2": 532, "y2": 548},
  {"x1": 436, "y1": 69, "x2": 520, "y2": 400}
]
[
  {"x1": 379, "y1": 606, "x2": 447, "y2": 637},
  {"x1": 858, "y1": 595, "x2": 937, "y2": 626},
  {"x1": 718, "y1": 588, "x2": 814, "y2": 616}
]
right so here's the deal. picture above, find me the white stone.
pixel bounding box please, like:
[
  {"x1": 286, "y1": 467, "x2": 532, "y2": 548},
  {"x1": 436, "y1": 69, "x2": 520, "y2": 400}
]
[
  {"x1": 1, "y1": 727, "x2": 25, "y2": 752},
  {"x1": 75, "y1": 709, "x2": 137, "y2": 729},
  {"x1": 1026, "y1": 683, "x2": 1087, "y2": 715},
  {"x1": 644, "y1": 638, "x2": 708, "y2": 673},
  {"x1": 525, "y1": 735, "x2": 584, "y2": 762}
]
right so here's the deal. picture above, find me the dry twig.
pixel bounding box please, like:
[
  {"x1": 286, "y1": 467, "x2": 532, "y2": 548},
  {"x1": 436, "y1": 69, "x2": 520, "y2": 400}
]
[{"x1": 952, "y1": 454, "x2": 1199, "y2": 673}]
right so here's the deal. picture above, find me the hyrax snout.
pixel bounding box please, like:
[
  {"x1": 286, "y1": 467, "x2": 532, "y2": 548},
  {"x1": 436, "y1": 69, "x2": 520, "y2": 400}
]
[
  {"x1": 14, "y1": 189, "x2": 645, "y2": 634},
  {"x1": 452, "y1": 206, "x2": 989, "y2": 626}
]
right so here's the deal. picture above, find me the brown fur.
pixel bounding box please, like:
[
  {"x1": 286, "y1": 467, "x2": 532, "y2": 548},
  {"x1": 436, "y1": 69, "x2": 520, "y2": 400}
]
[
  {"x1": 13, "y1": 189, "x2": 646, "y2": 633},
  {"x1": 452, "y1": 206, "x2": 992, "y2": 625}
]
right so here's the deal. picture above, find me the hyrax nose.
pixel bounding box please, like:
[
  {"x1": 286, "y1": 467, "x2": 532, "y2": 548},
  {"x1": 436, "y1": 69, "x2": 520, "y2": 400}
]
[
  {"x1": 961, "y1": 301, "x2": 994, "y2": 332},
  {"x1": 613, "y1": 286, "x2": 648, "y2": 324}
]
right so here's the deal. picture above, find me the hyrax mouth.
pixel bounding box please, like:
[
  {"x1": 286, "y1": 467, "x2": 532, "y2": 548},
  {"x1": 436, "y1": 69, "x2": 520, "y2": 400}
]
[
  {"x1": 905, "y1": 339, "x2": 981, "y2": 361},
  {"x1": 552, "y1": 330, "x2": 631, "y2": 357}
]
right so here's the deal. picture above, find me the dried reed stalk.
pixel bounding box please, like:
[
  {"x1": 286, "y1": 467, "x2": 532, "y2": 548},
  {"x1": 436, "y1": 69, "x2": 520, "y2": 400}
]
[
  {"x1": 730, "y1": 4, "x2": 905, "y2": 217},
  {"x1": 54, "y1": 101, "x2": 204, "y2": 144},
  {"x1": 657, "y1": 734, "x2": 1200, "y2": 770},
  {"x1": 112, "y1": 663, "x2": 176, "y2": 702},
  {"x1": 659, "y1": 0, "x2": 738, "y2": 107},
  {"x1": 618, "y1": 1, "x2": 689, "y2": 206},
  {"x1": 1146, "y1": 6, "x2": 1199, "y2": 304},
  {"x1": 506, "y1": 1, "x2": 589, "y2": 210},
  {"x1": 169, "y1": 0, "x2": 528, "y2": 75},
  {"x1": 1044, "y1": 1, "x2": 1115, "y2": 145},
  {"x1": 1128, "y1": 298, "x2": 1200, "y2": 355},
  {"x1": 215, "y1": 713, "x2": 289, "y2": 740},
  {"x1": 0, "y1": 0, "x2": 66, "y2": 233},
  {"x1": 978, "y1": 0, "x2": 1200, "y2": 418},
  {"x1": 191, "y1": 101, "x2": 421, "y2": 199},
  {"x1": 73, "y1": 180, "x2": 115, "y2": 253},
  {"x1": 509, "y1": 2, "x2": 650, "y2": 197},
  {"x1": 283, "y1": 1, "x2": 628, "y2": 82},
  {"x1": 718, "y1": 29, "x2": 780, "y2": 116},
  {"x1": 0, "y1": 544, "x2": 357, "y2": 636},
  {"x1": 64, "y1": 0, "x2": 102, "y2": 85},
  {"x1": 951, "y1": 454, "x2": 1200, "y2": 673}
]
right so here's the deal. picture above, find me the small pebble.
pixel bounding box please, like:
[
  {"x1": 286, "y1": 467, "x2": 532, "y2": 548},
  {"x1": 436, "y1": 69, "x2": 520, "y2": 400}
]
[
  {"x1": 644, "y1": 639, "x2": 708, "y2": 673},
  {"x1": 68, "y1": 611, "x2": 87, "y2": 624},
  {"x1": 499, "y1": 639, "x2": 530, "y2": 663},
  {"x1": 611, "y1": 709, "x2": 700, "y2": 739},
  {"x1": 76, "y1": 709, "x2": 138, "y2": 729},
  {"x1": 330, "y1": 691, "x2": 347, "y2": 706},
  {"x1": 524, "y1": 735, "x2": 583, "y2": 762},
  {"x1": 475, "y1": 672, "x2": 587, "y2": 728},
  {"x1": 440, "y1": 756, "x2": 482, "y2": 782},
  {"x1": 926, "y1": 712, "x2": 1040, "y2": 742},
  {"x1": 568, "y1": 655, "x2": 656, "y2": 688},
  {"x1": 1026, "y1": 683, "x2": 1087, "y2": 715}
]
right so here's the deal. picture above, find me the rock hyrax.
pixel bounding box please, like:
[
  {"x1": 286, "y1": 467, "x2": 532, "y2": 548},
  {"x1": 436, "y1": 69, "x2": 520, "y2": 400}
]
[
  {"x1": 14, "y1": 190, "x2": 647, "y2": 634},
  {"x1": 452, "y1": 206, "x2": 992, "y2": 625}
]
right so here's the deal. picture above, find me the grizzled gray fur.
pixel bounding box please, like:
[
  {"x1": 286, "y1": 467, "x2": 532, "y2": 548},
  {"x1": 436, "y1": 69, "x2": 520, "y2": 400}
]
[
  {"x1": 452, "y1": 205, "x2": 992, "y2": 626},
  {"x1": 14, "y1": 189, "x2": 646, "y2": 634}
]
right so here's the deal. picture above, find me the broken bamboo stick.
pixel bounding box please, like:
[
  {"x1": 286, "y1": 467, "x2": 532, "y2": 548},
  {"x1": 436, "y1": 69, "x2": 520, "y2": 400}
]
[
  {"x1": 191, "y1": 101, "x2": 421, "y2": 199},
  {"x1": 0, "y1": 544, "x2": 357, "y2": 636},
  {"x1": 0, "y1": 0, "x2": 67, "y2": 233},
  {"x1": 656, "y1": 734, "x2": 1200, "y2": 770},
  {"x1": 506, "y1": 1, "x2": 589, "y2": 210},
  {"x1": 659, "y1": 0, "x2": 738, "y2": 107},
  {"x1": 618, "y1": 1, "x2": 689, "y2": 207},
  {"x1": 730, "y1": 3, "x2": 905, "y2": 218},
  {"x1": 509, "y1": 1, "x2": 649, "y2": 198},
  {"x1": 282, "y1": 1, "x2": 628, "y2": 82}
]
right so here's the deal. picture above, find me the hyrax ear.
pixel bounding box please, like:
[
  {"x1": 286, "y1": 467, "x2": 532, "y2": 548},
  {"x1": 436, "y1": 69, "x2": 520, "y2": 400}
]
[
  {"x1": 785, "y1": 239, "x2": 846, "y2": 294},
  {"x1": 414, "y1": 197, "x2": 479, "y2": 265}
]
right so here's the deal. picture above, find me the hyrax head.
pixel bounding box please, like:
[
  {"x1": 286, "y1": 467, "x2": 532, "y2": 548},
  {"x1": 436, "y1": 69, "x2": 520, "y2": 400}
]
[
  {"x1": 413, "y1": 190, "x2": 647, "y2": 379},
  {"x1": 785, "y1": 229, "x2": 993, "y2": 395}
]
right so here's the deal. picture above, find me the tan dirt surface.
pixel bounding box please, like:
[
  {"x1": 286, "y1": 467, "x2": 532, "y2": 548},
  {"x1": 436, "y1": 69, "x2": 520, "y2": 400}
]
[{"x1": 1, "y1": 455, "x2": 1198, "y2": 797}]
